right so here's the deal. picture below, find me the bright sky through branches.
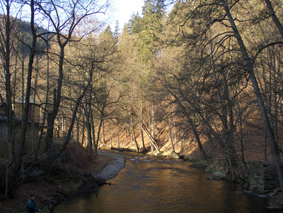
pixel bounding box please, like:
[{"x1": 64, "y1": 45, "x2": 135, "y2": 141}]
[{"x1": 108, "y1": 0, "x2": 144, "y2": 31}]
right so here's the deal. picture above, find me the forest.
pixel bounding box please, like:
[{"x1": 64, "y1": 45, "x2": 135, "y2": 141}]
[{"x1": 1, "y1": 0, "x2": 283, "y2": 200}]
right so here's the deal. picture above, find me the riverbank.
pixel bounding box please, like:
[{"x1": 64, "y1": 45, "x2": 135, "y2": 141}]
[
  {"x1": 190, "y1": 158, "x2": 283, "y2": 211},
  {"x1": 0, "y1": 148, "x2": 126, "y2": 213}
]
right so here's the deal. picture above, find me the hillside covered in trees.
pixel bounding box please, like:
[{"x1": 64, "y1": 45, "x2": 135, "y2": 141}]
[{"x1": 1, "y1": 0, "x2": 283, "y2": 202}]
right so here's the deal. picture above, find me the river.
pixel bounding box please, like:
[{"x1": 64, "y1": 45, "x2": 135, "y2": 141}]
[{"x1": 55, "y1": 152, "x2": 273, "y2": 213}]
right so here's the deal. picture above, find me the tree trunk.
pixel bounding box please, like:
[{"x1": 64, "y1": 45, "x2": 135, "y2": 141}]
[
  {"x1": 131, "y1": 115, "x2": 139, "y2": 152},
  {"x1": 134, "y1": 117, "x2": 160, "y2": 153},
  {"x1": 141, "y1": 129, "x2": 145, "y2": 151},
  {"x1": 140, "y1": 97, "x2": 145, "y2": 151},
  {"x1": 166, "y1": 88, "x2": 209, "y2": 160},
  {"x1": 91, "y1": 110, "x2": 96, "y2": 156},
  {"x1": 8, "y1": 0, "x2": 37, "y2": 196},
  {"x1": 61, "y1": 76, "x2": 92, "y2": 152},
  {"x1": 168, "y1": 118, "x2": 175, "y2": 152},
  {"x1": 44, "y1": 44, "x2": 64, "y2": 152},
  {"x1": 117, "y1": 129, "x2": 120, "y2": 149},
  {"x1": 31, "y1": 57, "x2": 39, "y2": 152},
  {"x1": 264, "y1": 0, "x2": 283, "y2": 39},
  {"x1": 86, "y1": 104, "x2": 92, "y2": 154},
  {"x1": 3, "y1": 0, "x2": 14, "y2": 197},
  {"x1": 76, "y1": 109, "x2": 81, "y2": 154},
  {"x1": 102, "y1": 121, "x2": 105, "y2": 145},
  {"x1": 82, "y1": 114, "x2": 85, "y2": 146},
  {"x1": 223, "y1": 0, "x2": 283, "y2": 191},
  {"x1": 94, "y1": 110, "x2": 105, "y2": 156}
]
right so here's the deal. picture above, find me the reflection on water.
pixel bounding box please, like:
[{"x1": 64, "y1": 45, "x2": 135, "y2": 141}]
[{"x1": 55, "y1": 153, "x2": 270, "y2": 213}]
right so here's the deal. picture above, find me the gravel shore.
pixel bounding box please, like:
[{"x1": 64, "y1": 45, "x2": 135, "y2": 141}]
[{"x1": 95, "y1": 151, "x2": 126, "y2": 180}]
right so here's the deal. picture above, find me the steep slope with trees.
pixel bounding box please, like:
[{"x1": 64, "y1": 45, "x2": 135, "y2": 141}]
[{"x1": 1, "y1": 0, "x2": 283, "y2": 202}]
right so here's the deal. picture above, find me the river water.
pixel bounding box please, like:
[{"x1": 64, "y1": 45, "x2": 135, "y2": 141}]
[{"x1": 55, "y1": 152, "x2": 272, "y2": 213}]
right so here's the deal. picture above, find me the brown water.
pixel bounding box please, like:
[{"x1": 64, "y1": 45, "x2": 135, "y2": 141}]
[{"x1": 55, "y1": 152, "x2": 272, "y2": 213}]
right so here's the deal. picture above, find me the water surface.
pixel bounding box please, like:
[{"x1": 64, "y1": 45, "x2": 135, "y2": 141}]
[{"x1": 55, "y1": 152, "x2": 272, "y2": 213}]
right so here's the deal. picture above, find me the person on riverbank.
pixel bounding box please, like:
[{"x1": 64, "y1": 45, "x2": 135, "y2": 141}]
[{"x1": 25, "y1": 194, "x2": 40, "y2": 212}]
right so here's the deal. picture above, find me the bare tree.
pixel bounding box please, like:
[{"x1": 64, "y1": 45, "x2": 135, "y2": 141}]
[
  {"x1": 171, "y1": 0, "x2": 283, "y2": 188},
  {"x1": 0, "y1": 0, "x2": 14, "y2": 197},
  {"x1": 35, "y1": 0, "x2": 109, "y2": 152},
  {"x1": 219, "y1": 0, "x2": 283, "y2": 191},
  {"x1": 0, "y1": 0, "x2": 46, "y2": 197}
]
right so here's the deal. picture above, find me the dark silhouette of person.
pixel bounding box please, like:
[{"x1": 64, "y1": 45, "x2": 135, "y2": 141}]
[{"x1": 25, "y1": 194, "x2": 40, "y2": 212}]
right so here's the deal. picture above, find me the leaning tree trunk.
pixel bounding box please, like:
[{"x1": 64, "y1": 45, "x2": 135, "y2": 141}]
[
  {"x1": 264, "y1": 0, "x2": 283, "y2": 39},
  {"x1": 222, "y1": 0, "x2": 283, "y2": 191},
  {"x1": 166, "y1": 89, "x2": 209, "y2": 160},
  {"x1": 61, "y1": 75, "x2": 92, "y2": 152}
]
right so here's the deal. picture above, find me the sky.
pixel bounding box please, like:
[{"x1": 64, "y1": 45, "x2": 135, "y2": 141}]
[
  {"x1": 6, "y1": 0, "x2": 145, "y2": 32},
  {"x1": 107, "y1": 0, "x2": 145, "y2": 31}
]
